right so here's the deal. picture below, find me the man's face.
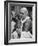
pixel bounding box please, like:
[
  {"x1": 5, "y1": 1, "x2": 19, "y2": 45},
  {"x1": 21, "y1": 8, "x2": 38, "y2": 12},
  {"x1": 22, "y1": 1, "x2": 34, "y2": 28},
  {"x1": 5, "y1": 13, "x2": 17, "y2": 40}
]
[
  {"x1": 20, "y1": 10, "x2": 25, "y2": 18},
  {"x1": 20, "y1": 8, "x2": 28, "y2": 19},
  {"x1": 20, "y1": 9, "x2": 27, "y2": 19}
]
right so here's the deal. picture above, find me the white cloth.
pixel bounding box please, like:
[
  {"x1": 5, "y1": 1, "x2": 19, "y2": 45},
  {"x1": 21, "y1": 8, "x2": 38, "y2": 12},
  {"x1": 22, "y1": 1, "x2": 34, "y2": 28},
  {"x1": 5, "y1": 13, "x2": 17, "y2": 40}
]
[{"x1": 21, "y1": 31, "x2": 32, "y2": 38}]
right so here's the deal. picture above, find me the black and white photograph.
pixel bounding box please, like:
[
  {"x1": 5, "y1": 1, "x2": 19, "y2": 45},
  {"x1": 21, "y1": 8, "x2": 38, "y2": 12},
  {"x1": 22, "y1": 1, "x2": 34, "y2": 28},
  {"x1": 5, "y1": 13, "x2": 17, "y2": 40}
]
[{"x1": 4, "y1": 1, "x2": 37, "y2": 44}]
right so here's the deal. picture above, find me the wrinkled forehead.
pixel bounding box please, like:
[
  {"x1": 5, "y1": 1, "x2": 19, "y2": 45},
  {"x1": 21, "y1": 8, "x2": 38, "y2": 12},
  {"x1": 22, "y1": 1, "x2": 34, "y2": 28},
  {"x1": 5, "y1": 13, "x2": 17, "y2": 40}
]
[{"x1": 20, "y1": 10, "x2": 25, "y2": 13}]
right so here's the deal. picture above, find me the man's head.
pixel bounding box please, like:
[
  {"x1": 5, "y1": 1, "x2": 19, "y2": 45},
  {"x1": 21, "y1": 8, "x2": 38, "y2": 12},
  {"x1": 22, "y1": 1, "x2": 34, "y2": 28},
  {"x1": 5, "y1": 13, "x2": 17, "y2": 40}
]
[{"x1": 20, "y1": 7, "x2": 28, "y2": 18}]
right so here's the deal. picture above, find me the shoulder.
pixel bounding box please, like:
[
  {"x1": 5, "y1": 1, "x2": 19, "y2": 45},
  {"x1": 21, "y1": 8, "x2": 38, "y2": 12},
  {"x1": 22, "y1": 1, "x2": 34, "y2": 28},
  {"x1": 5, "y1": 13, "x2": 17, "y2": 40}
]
[{"x1": 26, "y1": 16, "x2": 31, "y2": 23}]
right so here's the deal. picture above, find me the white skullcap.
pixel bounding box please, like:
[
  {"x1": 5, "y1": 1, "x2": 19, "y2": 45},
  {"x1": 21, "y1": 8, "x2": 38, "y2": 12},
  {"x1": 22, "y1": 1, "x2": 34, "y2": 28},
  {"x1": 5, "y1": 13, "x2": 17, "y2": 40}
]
[{"x1": 20, "y1": 7, "x2": 28, "y2": 14}]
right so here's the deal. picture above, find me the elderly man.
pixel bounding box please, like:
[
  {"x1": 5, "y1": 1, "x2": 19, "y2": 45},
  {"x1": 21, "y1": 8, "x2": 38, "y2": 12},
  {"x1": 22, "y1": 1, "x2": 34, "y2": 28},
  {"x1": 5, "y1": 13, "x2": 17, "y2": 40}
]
[
  {"x1": 11, "y1": 7, "x2": 32, "y2": 39},
  {"x1": 20, "y1": 7, "x2": 32, "y2": 38}
]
